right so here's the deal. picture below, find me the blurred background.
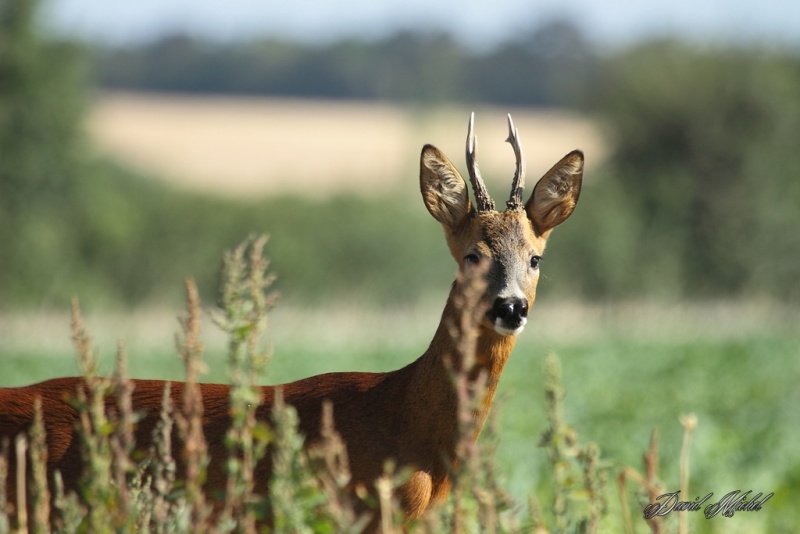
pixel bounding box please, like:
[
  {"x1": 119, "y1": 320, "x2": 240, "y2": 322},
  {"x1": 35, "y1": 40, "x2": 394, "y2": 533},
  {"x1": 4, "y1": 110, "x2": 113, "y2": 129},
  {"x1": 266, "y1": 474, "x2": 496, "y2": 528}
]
[{"x1": 1, "y1": 0, "x2": 799, "y2": 531}]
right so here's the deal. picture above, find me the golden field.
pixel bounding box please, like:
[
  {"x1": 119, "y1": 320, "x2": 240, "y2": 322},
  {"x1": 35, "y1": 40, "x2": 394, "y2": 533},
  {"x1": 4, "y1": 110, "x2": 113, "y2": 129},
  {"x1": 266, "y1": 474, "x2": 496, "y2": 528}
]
[{"x1": 86, "y1": 92, "x2": 607, "y2": 198}]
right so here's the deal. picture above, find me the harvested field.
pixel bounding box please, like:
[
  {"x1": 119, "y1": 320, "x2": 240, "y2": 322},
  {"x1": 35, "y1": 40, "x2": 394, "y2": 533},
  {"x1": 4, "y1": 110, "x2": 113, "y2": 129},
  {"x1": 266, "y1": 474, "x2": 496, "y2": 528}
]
[{"x1": 86, "y1": 92, "x2": 606, "y2": 198}]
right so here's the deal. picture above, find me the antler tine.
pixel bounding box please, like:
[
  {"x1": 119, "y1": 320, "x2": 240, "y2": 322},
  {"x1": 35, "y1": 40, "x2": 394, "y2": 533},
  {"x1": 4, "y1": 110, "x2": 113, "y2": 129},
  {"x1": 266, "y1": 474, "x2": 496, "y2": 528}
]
[
  {"x1": 505, "y1": 114, "x2": 527, "y2": 212},
  {"x1": 466, "y1": 112, "x2": 495, "y2": 213}
]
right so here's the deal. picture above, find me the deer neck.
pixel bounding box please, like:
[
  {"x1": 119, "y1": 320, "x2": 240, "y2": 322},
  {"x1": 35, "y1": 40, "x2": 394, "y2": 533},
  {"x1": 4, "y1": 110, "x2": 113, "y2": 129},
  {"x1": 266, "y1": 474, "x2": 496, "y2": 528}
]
[{"x1": 407, "y1": 282, "x2": 517, "y2": 440}]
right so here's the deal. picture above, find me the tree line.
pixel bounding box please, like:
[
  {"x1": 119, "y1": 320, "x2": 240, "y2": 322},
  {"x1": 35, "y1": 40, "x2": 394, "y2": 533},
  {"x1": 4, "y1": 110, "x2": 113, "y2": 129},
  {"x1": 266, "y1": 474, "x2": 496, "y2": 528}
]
[{"x1": 92, "y1": 21, "x2": 596, "y2": 107}]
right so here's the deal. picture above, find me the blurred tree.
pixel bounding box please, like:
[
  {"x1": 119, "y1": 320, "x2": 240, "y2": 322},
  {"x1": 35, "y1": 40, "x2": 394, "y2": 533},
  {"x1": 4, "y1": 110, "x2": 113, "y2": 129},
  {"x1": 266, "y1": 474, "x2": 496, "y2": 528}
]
[
  {"x1": 368, "y1": 31, "x2": 464, "y2": 102},
  {"x1": 0, "y1": 0, "x2": 87, "y2": 208},
  {"x1": 0, "y1": 0, "x2": 89, "y2": 306},
  {"x1": 466, "y1": 19, "x2": 597, "y2": 106},
  {"x1": 92, "y1": 23, "x2": 596, "y2": 107},
  {"x1": 578, "y1": 41, "x2": 800, "y2": 301}
]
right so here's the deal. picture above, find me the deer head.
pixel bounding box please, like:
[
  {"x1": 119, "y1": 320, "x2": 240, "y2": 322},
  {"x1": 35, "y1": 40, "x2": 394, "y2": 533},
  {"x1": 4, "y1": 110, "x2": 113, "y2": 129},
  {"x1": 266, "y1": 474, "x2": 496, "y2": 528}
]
[{"x1": 420, "y1": 113, "x2": 583, "y2": 336}]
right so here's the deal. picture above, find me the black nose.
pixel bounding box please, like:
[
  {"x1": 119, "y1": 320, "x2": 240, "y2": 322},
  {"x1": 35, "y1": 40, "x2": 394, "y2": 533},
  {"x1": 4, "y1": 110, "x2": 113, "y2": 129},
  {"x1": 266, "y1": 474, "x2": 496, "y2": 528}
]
[{"x1": 489, "y1": 296, "x2": 528, "y2": 325}]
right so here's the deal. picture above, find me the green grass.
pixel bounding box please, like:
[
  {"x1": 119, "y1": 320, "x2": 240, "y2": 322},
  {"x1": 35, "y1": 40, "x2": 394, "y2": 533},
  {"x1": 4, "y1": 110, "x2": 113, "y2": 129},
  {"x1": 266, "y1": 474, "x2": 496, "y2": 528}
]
[
  {"x1": 505, "y1": 334, "x2": 800, "y2": 534},
  {"x1": 3, "y1": 303, "x2": 797, "y2": 533}
]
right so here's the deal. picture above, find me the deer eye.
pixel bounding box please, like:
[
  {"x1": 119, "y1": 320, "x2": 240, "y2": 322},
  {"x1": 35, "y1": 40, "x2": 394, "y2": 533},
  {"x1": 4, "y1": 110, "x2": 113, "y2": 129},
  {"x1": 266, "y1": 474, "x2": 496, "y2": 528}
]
[
  {"x1": 464, "y1": 253, "x2": 480, "y2": 265},
  {"x1": 530, "y1": 255, "x2": 542, "y2": 269}
]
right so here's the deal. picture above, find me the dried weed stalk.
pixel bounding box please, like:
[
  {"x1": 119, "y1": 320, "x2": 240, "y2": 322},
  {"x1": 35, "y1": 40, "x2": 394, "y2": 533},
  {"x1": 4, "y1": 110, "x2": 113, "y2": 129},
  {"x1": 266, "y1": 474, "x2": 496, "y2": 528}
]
[
  {"x1": 617, "y1": 419, "x2": 704, "y2": 534},
  {"x1": 268, "y1": 390, "x2": 318, "y2": 534},
  {"x1": 213, "y1": 234, "x2": 276, "y2": 531},
  {"x1": 110, "y1": 342, "x2": 136, "y2": 523},
  {"x1": 14, "y1": 436, "x2": 27, "y2": 534},
  {"x1": 149, "y1": 382, "x2": 178, "y2": 533},
  {"x1": 29, "y1": 398, "x2": 50, "y2": 534},
  {"x1": 71, "y1": 298, "x2": 117, "y2": 532},
  {"x1": 307, "y1": 400, "x2": 369, "y2": 533},
  {"x1": 0, "y1": 439, "x2": 8, "y2": 533},
  {"x1": 174, "y1": 278, "x2": 209, "y2": 530},
  {"x1": 539, "y1": 353, "x2": 608, "y2": 534}
]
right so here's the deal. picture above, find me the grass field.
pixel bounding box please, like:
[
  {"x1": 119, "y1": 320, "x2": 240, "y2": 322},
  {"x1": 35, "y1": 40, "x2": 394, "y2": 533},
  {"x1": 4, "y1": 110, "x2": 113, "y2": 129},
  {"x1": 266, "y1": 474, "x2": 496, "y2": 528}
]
[{"x1": 3, "y1": 300, "x2": 798, "y2": 533}]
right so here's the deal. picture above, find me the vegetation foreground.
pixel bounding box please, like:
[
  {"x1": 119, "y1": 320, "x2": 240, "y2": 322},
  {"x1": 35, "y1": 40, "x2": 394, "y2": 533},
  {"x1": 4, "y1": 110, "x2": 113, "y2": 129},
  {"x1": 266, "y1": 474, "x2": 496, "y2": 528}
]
[{"x1": 2, "y1": 237, "x2": 797, "y2": 533}]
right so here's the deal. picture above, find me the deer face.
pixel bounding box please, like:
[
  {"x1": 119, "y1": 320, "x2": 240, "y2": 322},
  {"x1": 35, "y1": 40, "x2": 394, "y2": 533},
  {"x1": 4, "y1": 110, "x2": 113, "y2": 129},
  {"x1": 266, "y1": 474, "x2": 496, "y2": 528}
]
[
  {"x1": 459, "y1": 211, "x2": 544, "y2": 335},
  {"x1": 420, "y1": 114, "x2": 583, "y2": 336}
]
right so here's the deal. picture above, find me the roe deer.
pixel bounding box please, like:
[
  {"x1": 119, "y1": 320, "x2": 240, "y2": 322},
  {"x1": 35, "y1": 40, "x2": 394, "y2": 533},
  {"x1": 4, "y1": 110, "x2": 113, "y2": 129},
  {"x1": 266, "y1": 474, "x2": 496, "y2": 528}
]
[{"x1": 0, "y1": 113, "x2": 583, "y2": 525}]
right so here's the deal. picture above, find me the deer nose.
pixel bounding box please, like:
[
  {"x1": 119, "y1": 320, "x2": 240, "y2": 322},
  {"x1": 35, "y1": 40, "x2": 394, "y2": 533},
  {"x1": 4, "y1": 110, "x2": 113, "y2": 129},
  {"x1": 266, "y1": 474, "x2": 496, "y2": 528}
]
[{"x1": 490, "y1": 297, "x2": 528, "y2": 324}]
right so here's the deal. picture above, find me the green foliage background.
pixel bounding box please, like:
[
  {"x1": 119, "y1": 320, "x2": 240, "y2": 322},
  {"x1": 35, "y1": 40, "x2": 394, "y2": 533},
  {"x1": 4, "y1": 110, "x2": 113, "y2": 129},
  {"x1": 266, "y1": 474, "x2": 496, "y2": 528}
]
[
  {"x1": 1, "y1": 0, "x2": 799, "y2": 310},
  {"x1": 581, "y1": 42, "x2": 800, "y2": 301},
  {"x1": 3, "y1": 2, "x2": 800, "y2": 309}
]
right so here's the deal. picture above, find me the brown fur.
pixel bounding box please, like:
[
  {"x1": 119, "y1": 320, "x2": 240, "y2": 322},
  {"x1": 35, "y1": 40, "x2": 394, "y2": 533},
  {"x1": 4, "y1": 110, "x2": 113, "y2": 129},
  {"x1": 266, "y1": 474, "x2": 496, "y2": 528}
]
[{"x1": 0, "y1": 132, "x2": 583, "y2": 528}]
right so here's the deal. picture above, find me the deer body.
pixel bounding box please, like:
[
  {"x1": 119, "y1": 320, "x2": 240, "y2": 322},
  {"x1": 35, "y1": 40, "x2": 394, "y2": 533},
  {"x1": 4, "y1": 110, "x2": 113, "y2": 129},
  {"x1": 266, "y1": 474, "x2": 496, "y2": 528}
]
[{"x1": 0, "y1": 115, "x2": 583, "y2": 524}]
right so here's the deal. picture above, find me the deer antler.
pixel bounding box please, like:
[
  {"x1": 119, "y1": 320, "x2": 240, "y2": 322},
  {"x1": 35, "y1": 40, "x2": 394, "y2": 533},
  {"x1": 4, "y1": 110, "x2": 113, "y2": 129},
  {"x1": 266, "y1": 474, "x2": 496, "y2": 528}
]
[
  {"x1": 466, "y1": 112, "x2": 496, "y2": 213},
  {"x1": 505, "y1": 114, "x2": 527, "y2": 212}
]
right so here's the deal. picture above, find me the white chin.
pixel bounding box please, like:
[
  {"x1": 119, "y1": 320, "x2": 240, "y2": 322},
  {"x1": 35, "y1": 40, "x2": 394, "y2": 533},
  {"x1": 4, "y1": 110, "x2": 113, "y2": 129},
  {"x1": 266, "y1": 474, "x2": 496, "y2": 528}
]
[{"x1": 493, "y1": 318, "x2": 526, "y2": 337}]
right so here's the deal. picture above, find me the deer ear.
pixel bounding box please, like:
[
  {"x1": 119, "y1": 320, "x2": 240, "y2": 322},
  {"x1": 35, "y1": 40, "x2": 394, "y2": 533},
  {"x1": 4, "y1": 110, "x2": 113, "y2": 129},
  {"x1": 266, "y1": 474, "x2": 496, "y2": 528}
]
[
  {"x1": 420, "y1": 144, "x2": 471, "y2": 228},
  {"x1": 526, "y1": 150, "x2": 583, "y2": 236}
]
